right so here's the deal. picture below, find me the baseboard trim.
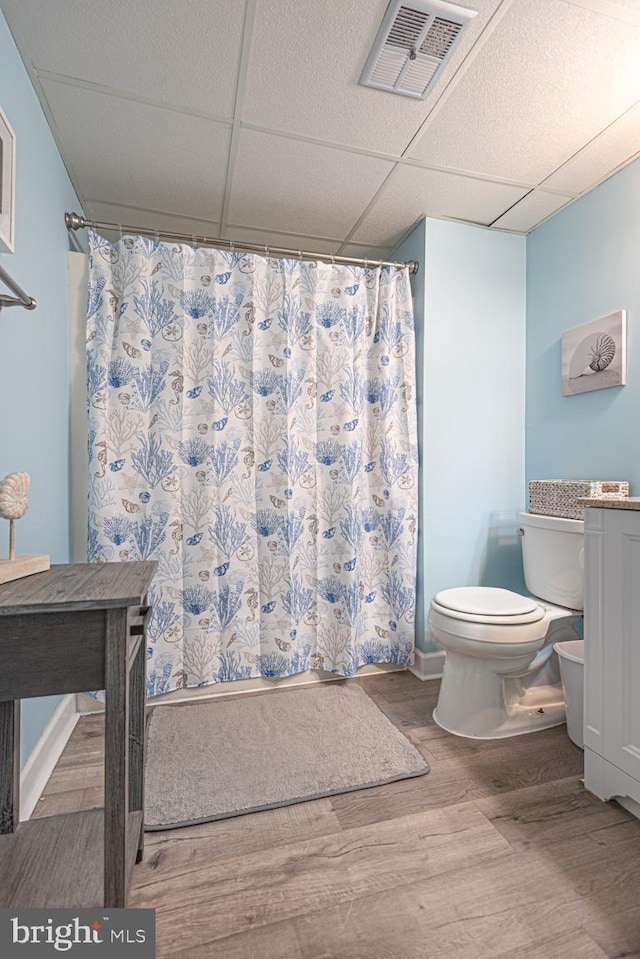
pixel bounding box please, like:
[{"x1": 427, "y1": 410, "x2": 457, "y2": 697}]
[
  {"x1": 20, "y1": 694, "x2": 79, "y2": 822},
  {"x1": 77, "y1": 662, "x2": 407, "y2": 712},
  {"x1": 410, "y1": 648, "x2": 445, "y2": 681}
]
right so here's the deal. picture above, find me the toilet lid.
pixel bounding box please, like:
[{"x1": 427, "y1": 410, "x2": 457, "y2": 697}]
[{"x1": 434, "y1": 587, "x2": 543, "y2": 621}]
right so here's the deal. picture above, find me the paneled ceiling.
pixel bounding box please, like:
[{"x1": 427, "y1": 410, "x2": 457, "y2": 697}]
[{"x1": 2, "y1": 0, "x2": 640, "y2": 258}]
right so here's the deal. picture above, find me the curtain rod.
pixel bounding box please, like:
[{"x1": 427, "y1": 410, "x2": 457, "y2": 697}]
[
  {"x1": 64, "y1": 212, "x2": 419, "y2": 275},
  {"x1": 0, "y1": 264, "x2": 37, "y2": 311}
]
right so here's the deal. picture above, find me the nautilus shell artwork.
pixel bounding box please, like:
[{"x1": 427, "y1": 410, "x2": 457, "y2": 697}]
[
  {"x1": 562, "y1": 311, "x2": 626, "y2": 397},
  {"x1": 0, "y1": 471, "x2": 30, "y2": 520},
  {"x1": 587, "y1": 333, "x2": 616, "y2": 373},
  {"x1": 570, "y1": 332, "x2": 616, "y2": 380}
]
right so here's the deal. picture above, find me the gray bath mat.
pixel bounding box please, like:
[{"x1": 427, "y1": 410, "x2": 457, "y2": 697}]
[{"x1": 144, "y1": 683, "x2": 429, "y2": 829}]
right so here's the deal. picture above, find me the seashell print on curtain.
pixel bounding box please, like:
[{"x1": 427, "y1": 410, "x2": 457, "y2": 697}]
[{"x1": 86, "y1": 231, "x2": 418, "y2": 697}]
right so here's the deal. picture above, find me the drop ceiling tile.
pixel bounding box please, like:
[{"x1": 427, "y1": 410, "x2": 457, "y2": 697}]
[
  {"x1": 562, "y1": 0, "x2": 640, "y2": 25},
  {"x1": 41, "y1": 79, "x2": 230, "y2": 220},
  {"x1": 242, "y1": 0, "x2": 503, "y2": 155},
  {"x1": 83, "y1": 202, "x2": 222, "y2": 245},
  {"x1": 226, "y1": 225, "x2": 340, "y2": 255},
  {"x1": 351, "y1": 164, "x2": 529, "y2": 247},
  {"x1": 542, "y1": 101, "x2": 640, "y2": 195},
  {"x1": 2, "y1": 0, "x2": 245, "y2": 117},
  {"x1": 490, "y1": 190, "x2": 573, "y2": 232},
  {"x1": 228, "y1": 128, "x2": 395, "y2": 238},
  {"x1": 407, "y1": 0, "x2": 640, "y2": 183},
  {"x1": 339, "y1": 243, "x2": 394, "y2": 261}
]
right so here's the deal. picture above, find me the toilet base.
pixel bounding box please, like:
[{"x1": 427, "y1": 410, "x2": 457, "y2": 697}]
[{"x1": 432, "y1": 685, "x2": 566, "y2": 739}]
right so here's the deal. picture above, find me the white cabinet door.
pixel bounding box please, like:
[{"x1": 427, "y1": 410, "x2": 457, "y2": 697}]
[
  {"x1": 602, "y1": 509, "x2": 640, "y2": 782},
  {"x1": 583, "y1": 508, "x2": 604, "y2": 755}
]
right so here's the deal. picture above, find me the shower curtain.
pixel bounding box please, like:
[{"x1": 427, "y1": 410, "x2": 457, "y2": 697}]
[{"x1": 87, "y1": 231, "x2": 418, "y2": 696}]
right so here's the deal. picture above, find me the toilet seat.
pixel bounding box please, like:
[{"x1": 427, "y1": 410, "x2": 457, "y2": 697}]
[
  {"x1": 433, "y1": 587, "x2": 546, "y2": 627},
  {"x1": 429, "y1": 510, "x2": 584, "y2": 739}
]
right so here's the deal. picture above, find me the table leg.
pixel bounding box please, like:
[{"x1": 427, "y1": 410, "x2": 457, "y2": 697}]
[
  {"x1": 0, "y1": 700, "x2": 20, "y2": 833},
  {"x1": 104, "y1": 609, "x2": 129, "y2": 907},
  {"x1": 129, "y1": 636, "x2": 146, "y2": 863}
]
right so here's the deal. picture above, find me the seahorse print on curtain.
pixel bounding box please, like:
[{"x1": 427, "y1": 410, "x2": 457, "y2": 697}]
[{"x1": 86, "y1": 231, "x2": 418, "y2": 696}]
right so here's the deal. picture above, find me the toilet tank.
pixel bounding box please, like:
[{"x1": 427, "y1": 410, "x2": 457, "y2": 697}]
[{"x1": 519, "y1": 511, "x2": 584, "y2": 611}]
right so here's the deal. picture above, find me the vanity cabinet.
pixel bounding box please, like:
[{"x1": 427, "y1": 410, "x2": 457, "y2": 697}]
[
  {"x1": 0, "y1": 561, "x2": 157, "y2": 907},
  {"x1": 584, "y1": 507, "x2": 640, "y2": 813}
]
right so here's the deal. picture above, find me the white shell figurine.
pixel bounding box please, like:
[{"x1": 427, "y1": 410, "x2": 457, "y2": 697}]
[
  {"x1": 0, "y1": 471, "x2": 50, "y2": 585},
  {"x1": 0, "y1": 471, "x2": 30, "y2": 558}
]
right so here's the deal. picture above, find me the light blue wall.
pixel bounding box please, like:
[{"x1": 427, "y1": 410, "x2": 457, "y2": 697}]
[
  {"x1": 393, "y1": 220, "x2": 427, "y2": 656},
  {"x1": 396, "y1": 218, "x2": 527, "y2": 651},
  {"x1": 422, "y1": 219, "x2": 527, "y2": 649},
  {"x1": 0, "y1": 12, "x2": 83, "y2": 767},
  {"x1": 527, "y1": 157, "x2": 640, "y2": 492}
]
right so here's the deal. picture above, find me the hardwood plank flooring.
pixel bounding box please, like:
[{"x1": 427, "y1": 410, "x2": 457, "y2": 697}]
[
  {"x1": 493, "y1": 930, "x2": 610, "y2": 959},
  {"x1": 138, "y1": 803, "x2": 510, "y2": 953},
  {"x1": 476, "y1": 776, "x2": 633, "y2": 850},
  {"x1": 33, "y1": 672, "x2": 640, "y2": 958},
  {"x1": 141, "y1": 798, "x2": 344, "y2": 874}
]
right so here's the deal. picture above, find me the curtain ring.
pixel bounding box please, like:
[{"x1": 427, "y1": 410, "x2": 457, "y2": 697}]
[
  {"x1": 331, "y1": 254, "x2": 335, "y2": 265},
  {"x1": 154, "y1": 228, "x2": 160, "y2": 244},
  {"x1": 230, "y1": 239, "x2": 234, "y2": 253},
  {"x1": 264, "y1": 245, "x2": 269, "y2": 257},
  {"x1": 118, "y1": 223, "x2": 123, "y2": 241}
]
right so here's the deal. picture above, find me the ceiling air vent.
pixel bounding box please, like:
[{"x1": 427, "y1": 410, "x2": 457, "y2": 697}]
[{"x1": 360, "y1": 0, "x2": 477, "y2": 100}]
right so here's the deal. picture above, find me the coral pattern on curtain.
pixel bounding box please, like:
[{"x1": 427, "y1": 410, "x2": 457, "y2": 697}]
[{"x1": 87, "y1": 232, "x2": 418, "y2": 696}]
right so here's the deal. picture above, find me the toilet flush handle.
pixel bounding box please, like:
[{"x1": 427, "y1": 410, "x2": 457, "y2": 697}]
[{"x1": 519, "y1": 527, "x2": 525, "y2": 536}]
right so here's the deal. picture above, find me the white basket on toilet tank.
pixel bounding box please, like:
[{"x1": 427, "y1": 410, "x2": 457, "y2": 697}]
[{"x1": 429, "y1": 511, "x2": 584, "y2": 739}]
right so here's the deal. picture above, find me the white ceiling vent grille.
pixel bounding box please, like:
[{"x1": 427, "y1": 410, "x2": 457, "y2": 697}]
[
  {"x1": 360, "y1": 0, "x2": 476, "y2": 100},
  {"x1": 386, "y1": 7, "x2": 430, "y2": 48}
]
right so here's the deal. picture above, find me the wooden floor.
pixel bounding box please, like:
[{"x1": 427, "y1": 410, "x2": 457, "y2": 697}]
[{"x1": 35, "y1": 672, "x2": 640, "y2": 958}]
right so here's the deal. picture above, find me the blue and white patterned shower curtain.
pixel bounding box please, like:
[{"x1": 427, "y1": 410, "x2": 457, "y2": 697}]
[{"x1": 87, "y1": 231, "x2": 418, "y2": 696}]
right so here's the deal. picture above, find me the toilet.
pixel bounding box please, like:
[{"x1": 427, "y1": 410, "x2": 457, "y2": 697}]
[{"x1": 429, "y1": 511, "x2": 584, "y2": 739}]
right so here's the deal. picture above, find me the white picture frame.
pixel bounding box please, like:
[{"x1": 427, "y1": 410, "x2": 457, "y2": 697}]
[
  {"x1": 561, "y1": 310, "x2": 627, "y2": 396},
  {"x1": 0, "y1": 106, "x2": 16, "y2": 254}
]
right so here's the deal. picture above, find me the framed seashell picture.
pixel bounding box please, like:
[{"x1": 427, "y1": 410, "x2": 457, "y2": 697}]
[{"x1": 562, "y1": 310, "x2": 626, "y2": 396}]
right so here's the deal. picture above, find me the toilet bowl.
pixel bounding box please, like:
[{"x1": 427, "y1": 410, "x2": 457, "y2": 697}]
[
  {"x1": 430, "y1": 587, "x2": 581, "y2": 738},
  {"x1": 429, "y1": 512, "x2": 584, "y2": 739}
]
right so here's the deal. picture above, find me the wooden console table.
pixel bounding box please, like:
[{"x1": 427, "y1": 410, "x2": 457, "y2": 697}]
[{"x1": 0, "y1": 562, "x2": 157, "y2": 908}]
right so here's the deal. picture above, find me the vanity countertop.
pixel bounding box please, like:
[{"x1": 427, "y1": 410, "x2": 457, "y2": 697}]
[{"x1": 579, "y1": 497, "x2": 640, "y2": 510}]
